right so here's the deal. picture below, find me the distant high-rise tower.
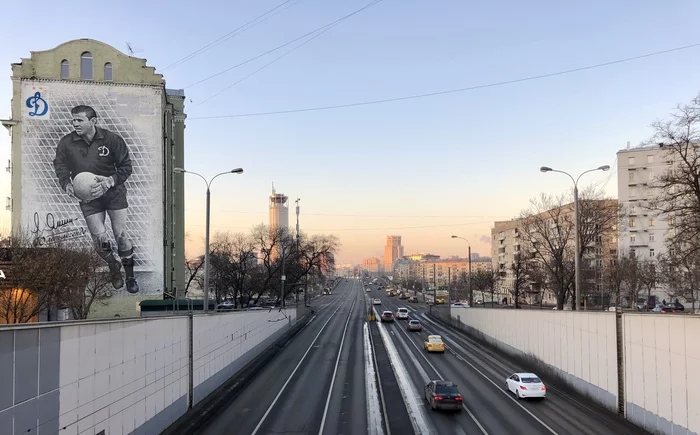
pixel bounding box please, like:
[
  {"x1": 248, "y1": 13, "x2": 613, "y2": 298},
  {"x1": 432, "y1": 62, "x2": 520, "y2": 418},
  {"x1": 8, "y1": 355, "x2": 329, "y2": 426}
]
[
  {"x1": 384, "y1": 235, "x2": 404, "y2": 274},
  {"x1": 269, "y1": 183, "x2": 289, "y2": 233}
]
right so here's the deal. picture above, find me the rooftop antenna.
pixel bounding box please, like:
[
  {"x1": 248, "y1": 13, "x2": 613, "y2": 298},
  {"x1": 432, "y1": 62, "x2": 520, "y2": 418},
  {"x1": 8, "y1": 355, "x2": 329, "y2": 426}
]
[
  {"x1": 626, "y1": 141, "x2": 630, "y2": 150},
  {"x1": 125, "y1": 42, "x2": 144, "y2": 56},
  {"x1": 272, "y1": 181, "x2": 275, "y2": 195}
]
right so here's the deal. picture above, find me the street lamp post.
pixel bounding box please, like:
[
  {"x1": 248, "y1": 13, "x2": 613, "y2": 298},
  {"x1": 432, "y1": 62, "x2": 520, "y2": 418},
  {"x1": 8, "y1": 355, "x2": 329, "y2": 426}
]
[
  {"x1": 540, "y1": 165, "x2": 610, "y2": 311},
  {"x1": 174, "y1": 167, "x2": 244, "y2": 312},
  {"x1": 451, "y1": 235, "x2": 472, "y2": 306}
]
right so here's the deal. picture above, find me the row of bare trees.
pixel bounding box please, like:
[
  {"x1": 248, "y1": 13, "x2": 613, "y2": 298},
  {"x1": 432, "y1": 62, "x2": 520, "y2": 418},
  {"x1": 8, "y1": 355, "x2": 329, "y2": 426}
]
[
  {"x1": 185, "y1": 225, "x2": 339, "y2": 308},
  {"x1": 0, "y1": 234, "x2": 113, "y2": 323}
]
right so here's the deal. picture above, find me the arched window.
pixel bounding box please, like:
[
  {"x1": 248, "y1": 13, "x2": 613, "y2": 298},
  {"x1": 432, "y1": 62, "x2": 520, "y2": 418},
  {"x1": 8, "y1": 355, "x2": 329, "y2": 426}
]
[
  {"x1": 60, "y1": 60, "x2": 69, "y2": 79},
  {"x1": 104, "y1": 62, "x2": 113, "y2": 81},
  {"x1": 80, "y1": 52, "x2": 93, "y2": 80}
]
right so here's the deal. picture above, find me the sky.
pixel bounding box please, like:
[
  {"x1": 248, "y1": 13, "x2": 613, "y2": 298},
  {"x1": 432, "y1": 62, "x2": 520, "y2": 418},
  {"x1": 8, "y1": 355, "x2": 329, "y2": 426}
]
[{"x1": 1, "y1": 0, "x2": 699, "y2": 264}]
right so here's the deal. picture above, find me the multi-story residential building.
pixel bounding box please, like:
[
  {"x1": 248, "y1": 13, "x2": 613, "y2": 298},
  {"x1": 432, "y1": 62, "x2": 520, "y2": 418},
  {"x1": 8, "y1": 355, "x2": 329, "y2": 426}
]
[
  {"x1": 397, "y1": 257, "x2": 491, "y2": 287},
  {"x1": 492, "y1": 199, "x2": 618, "y2": 305},
  {"x1": 361, "y1": 257, "x2": 382, "y2": 274},
  {"x1": 616, "y1": 144, "x2": 672, "y2": 261},
  {"x1": 383, "y1": 235, "x2": 404, "y2": 273}
]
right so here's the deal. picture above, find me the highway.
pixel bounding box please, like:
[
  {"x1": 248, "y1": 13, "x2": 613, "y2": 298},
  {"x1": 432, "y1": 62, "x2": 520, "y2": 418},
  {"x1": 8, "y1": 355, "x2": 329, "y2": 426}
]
[
  {"x1": 369, "y1": 281, "x2": 650, "y2": 435},
  {"x1": 197, "y1": 279, "x2": 370, "y2": 435},
  {"x1": 193, "y1": 277, "x2": 650, "y2": 435}
]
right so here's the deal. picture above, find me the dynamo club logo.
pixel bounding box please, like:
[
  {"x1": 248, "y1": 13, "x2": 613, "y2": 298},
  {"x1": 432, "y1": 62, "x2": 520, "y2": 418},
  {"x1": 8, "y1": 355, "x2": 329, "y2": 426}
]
[{"x1": 25, "y1": 91, "x2": 49, "y2": 117}]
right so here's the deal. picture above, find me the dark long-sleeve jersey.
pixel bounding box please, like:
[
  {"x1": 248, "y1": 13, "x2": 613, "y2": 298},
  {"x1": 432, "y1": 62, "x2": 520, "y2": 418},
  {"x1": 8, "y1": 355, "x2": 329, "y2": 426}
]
[{"x1": 53, "y1": 127, "x2": 133, "y2": 191}]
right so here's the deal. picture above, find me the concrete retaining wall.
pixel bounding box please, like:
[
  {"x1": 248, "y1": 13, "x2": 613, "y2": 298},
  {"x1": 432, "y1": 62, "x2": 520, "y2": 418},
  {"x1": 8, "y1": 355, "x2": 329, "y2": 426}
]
[
  {"x1": 0, "y1": 308, "x2": 296, "y2": 435},
  {"x1": 445, "y1": 308, "x2": 700, "y2": 435}
]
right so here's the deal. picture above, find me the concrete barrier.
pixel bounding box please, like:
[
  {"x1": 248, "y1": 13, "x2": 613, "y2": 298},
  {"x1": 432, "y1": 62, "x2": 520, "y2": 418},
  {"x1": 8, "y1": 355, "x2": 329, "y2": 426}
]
[
  {"x1": 446, "y1": 308, "x2": 700, "y2": 435},
  {"x1": 0, "y1": 308, "x2": 296, "y2": 435},
  {"x1": 623, "y1": 314, "x2": 700, "y2": 435}
]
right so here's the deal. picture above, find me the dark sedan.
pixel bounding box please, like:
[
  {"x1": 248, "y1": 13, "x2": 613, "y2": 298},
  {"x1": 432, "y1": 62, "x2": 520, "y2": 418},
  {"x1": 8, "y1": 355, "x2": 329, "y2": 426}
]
[{"x1": 425, "y1": 380, "x2": 463, "y2": 411}]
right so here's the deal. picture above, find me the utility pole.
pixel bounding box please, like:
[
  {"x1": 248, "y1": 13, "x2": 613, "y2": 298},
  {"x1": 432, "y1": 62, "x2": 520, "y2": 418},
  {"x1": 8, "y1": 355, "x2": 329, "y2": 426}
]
[
  {"x1": 448, "y1": 267, "x2": 451, "y2": 303},
  {"x1": 280, "y1": 245, "x2": 286, "y2": 308},
  {"x1": 295, "y1": 198, "x2": 301, "y2": 305},
  {"x1": 468, "y1": 245, "x2": 473, "y2": 306},
  {"x1": 433, "y1": 263, "x2": 437, "y2": 306}
]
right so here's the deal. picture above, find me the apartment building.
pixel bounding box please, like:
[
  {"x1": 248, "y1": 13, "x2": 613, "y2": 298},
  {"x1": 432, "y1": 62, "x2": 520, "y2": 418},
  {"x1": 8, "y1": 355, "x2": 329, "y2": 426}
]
[
  {"x1": 492, "y1": 200, "x2": 618, "y2": 305},
  {"x1": 361, "y1": 257, "x2": 382, "y2": 274},
  {"x1": 397, "y1": 257, "x2": 491, "y2": 288},
  {"x1": 616, "y1": 144, "x2": 673, "y2": 260}
]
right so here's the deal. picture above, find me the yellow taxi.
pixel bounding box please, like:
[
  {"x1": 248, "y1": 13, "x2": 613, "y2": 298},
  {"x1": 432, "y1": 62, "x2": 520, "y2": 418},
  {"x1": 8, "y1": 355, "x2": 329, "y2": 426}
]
[{"x1": 424, "y1": 335, "x2": 445, "y2": 353}]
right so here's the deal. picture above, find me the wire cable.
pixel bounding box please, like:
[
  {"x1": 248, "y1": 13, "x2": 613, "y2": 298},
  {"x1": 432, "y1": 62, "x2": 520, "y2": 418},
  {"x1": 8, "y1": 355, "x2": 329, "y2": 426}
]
[
  {"x1": 184, "y1": 0, "x2": 386, "y2": 89},
  {"x1": 188, "y1": 42, "x2": 700, "y2": 120},
  {"x1": 161, "y1": 0, "x2": 304, "y2": 72},
  {"x1": 194, "y1": 8, "x2": 364, "y2": 107}
]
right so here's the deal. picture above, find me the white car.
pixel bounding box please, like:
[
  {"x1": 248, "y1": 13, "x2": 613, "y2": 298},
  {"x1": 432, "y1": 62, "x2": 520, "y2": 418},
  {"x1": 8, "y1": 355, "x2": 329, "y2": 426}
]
[
  {"x1": 373, "y1": 298, "x2": 382, "y2": 305},
  {"x1": 505, "y1": 373, "x2": 546, "y2": 399},
  {"x1": 451, "y1": 302, "x2": 469, "y2": 308},
  {"x1": 396, "y1": 307, "x2": 409, "y2": 319},
  {"x1": 365, "y1": 287, "x2": 371, "y2": 292}
]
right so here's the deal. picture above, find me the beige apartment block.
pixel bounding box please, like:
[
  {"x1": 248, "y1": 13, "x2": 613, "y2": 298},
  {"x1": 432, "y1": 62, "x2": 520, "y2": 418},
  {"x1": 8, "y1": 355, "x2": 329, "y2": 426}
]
[
  {"x1": 361, "y1": 257, "x2": 382, "y2": 273},
  {"x1": 616, "y1": 144, "x2": 673, "y2": 260},
  {"x1": 492, "y1": 200, "x2": 618, "y2": 305}
]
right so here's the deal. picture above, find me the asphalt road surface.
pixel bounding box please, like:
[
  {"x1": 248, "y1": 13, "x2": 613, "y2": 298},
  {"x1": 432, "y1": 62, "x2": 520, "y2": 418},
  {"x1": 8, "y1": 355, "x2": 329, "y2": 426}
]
[
  {"x1": 197, "y1": 279, "x2": 367, "y2": 435},
  {"x1": 370, "y1": 281, "x2": 650, "y2": 435}
]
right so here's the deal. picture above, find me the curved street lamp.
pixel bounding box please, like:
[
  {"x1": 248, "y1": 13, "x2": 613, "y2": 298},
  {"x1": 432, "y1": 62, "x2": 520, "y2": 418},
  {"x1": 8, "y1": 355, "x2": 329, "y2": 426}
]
[
  {"x1": 539, "y1": 165, "x2": 610, "y2": 310},
  {"x1": 174, "y1": 167, "x2": 244, "y2": 312}
]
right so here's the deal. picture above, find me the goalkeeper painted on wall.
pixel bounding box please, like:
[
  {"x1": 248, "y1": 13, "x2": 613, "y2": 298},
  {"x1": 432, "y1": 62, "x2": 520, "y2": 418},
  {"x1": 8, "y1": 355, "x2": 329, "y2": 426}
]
[{"x1": 52, "y1": 104, "x2": 139, "y2": 294}]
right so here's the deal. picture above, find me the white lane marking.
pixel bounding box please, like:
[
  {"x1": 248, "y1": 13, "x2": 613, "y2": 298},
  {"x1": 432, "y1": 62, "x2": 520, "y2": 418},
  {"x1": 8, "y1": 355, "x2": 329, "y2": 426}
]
[
  {"x1": 319, "y1": 298, "x2": 357, "y2": 434},
  {"x1": 373, "y1": 307, "x2": 433, "y2": 435},
  {"x1": 363, "y1": 322, "x2": 386, "y2": 435},
  {"x1": 418, "y1": 313, "x2": 559, "y2": 435},
  {"x1": 250, "y1": 291, "x2": 354, "y2": 435},
  {"x1": 391, "y1": 323, "x2": 488, "y2": 435}
]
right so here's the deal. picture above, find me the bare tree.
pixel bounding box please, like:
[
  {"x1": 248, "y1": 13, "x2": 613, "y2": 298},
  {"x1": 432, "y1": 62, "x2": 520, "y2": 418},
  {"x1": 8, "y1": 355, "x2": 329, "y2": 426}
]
[
  {"x1": 471, "y1": 269, "x2": 497, "y2": 305},
  {"x1": 520, "y1": 190, "x2": 620, "y2": 310},
  {"x1": 637, "y1": 258, "x2": 658, "y2": 308},
  {"x1": 647, "y1": 93, "x2": 700, "y2": 259},
  {"x1": 184, "y1": 255, "x2": 203, "y2": 295},
  {"x1": 519, "y1": 193, "x2": 575, "y2": 309},
  {"x1": 62, "y1": 247, "x2": 113, "y2": 320},
  {"x1": 0, "y1": 232, "x2": 80, "y2": 323},
  {"x1": 206, "y1": 232, "x2": 258, "y2": 307},
  {"x1": 658, "y1": 249, "x2": 700, "y2": 308}
]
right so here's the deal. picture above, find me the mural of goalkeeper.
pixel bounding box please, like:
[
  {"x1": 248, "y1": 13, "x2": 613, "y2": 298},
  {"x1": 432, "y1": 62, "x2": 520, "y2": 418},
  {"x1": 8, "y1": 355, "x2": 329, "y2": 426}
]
[{"x1": 53, "y1": 104, "x2": 139, "y2": 294}]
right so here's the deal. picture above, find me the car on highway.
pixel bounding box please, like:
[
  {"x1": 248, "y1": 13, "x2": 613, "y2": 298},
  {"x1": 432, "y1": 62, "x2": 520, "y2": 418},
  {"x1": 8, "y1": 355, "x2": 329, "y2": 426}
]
[
  {"x1": 396, "y1": 307, "x2": 409, "y2": 319},
  {"x1": 372, "y1": 298, "x2": 382, "y2": 305},
  {"x1": 424, "y1": 335, "x2": 445, "y2": 353},
  {"x1": 407, "y1": 319, "x2": 422, "y2": 331},
  {"x1": 365, "y1": 287, "x2": 371, "y2": 292},
  {"x1": 380, "y1": 311, "x2": 395, "y2": 322},
  {"x1": 424, "y1": 380, "x2": 463, "y2": 411},
  {"x1": 505, "y1": 373, "x2": 546, "y2": 399}
]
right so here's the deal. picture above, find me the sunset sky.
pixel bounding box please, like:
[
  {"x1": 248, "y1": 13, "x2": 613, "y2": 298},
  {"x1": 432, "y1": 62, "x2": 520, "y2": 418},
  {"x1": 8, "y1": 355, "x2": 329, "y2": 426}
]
[{"x1": 1, "y1": 0, "x2": 699, "y2": 264}]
